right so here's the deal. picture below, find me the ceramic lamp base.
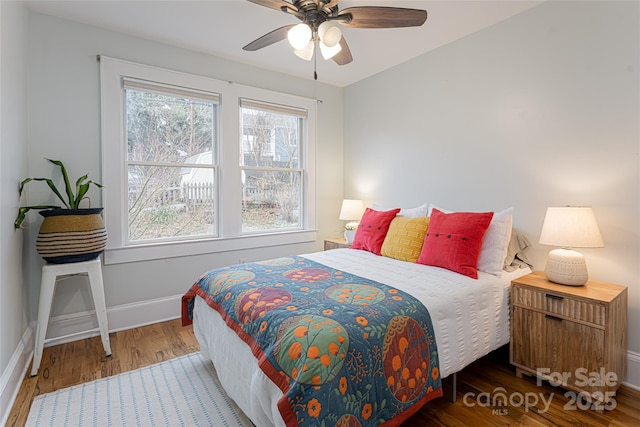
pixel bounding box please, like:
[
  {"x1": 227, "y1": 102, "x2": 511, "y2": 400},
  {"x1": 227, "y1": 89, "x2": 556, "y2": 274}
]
[
  {"x1": 344, "y1": 229, "x2": 356, "y2": 244},
  {"x1": 544, "y1": 248, "x2": 588, "y2": 286}
]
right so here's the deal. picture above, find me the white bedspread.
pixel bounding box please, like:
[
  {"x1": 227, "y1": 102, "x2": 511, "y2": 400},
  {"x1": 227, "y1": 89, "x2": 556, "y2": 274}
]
[{"x1": 193, "y1": 249, "x2": 530, "y2": 427}]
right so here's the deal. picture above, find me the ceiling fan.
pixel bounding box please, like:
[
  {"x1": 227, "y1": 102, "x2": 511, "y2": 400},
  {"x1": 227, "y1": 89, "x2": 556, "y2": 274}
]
[{"x1": 243, "y1": 0, "x2": 428, "y2": 77}]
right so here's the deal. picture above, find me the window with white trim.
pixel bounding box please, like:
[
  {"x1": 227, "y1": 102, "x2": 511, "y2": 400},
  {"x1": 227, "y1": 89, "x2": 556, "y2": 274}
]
[
  {"x1": 124, "y1": 78, "x2": 219, "y2": 242},
  {"x1": 240, "y1": 99, "x2": 305, "y2": 233},
  {"x1": 100, "y1": 57, "x2": 317, "y2": 264}
]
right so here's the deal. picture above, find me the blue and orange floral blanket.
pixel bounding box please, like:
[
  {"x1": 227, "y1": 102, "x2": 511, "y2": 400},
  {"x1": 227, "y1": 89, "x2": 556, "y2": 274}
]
[{"x1": 182, "y1": 256, "x2": 442, "y2": 426}]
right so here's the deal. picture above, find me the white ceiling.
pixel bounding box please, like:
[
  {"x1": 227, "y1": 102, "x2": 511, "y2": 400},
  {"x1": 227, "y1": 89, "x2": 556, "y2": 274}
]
[{"x1": 25, "y1": 0, "x2": 544, "y2": 87}]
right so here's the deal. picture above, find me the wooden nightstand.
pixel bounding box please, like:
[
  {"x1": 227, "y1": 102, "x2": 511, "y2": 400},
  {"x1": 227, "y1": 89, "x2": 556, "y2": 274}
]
[
  {"x1": 324, "y1": 238, "x2": 352, "y2": 250},
  {"x1": 510, "y1": 271, "x2": 627, "y2": 405}
]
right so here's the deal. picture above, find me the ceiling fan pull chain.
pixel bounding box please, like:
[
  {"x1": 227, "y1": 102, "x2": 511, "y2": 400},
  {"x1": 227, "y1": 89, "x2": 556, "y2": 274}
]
[{"x1": 314, "y1": 40, "x2": 318, "y2": 80}]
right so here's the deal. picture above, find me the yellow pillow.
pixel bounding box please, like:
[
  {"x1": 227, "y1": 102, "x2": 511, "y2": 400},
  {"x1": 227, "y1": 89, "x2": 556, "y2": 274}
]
[{"x1": 380, "y1": 216, "x2": 430, "y2": 263}]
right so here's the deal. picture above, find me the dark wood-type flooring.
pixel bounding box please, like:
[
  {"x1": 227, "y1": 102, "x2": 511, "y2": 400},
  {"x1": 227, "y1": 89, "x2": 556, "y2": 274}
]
[{"x1": 7, "y1": 319, "x2": 640, "y2": 426}]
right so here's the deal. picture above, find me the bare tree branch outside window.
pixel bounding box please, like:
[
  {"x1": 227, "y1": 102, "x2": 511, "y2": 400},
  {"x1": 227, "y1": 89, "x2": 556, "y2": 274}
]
[
  {"x1": 125, "y1": 88, "x2": 217, "y2": 241},
  {"x1": 240, "y1": 106, "x2": 303, "y2": 232}
]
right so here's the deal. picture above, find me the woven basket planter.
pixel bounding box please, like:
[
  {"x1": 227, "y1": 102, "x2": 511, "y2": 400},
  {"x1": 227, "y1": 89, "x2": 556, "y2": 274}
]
[{"x1": 36, "y1": 208, "x2": 107, "y2": 264}]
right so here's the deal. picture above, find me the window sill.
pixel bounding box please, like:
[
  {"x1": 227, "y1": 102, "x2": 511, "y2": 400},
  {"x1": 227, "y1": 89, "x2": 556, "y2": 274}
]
[{"x1": 103, "y1": 230, "x2": 318, "y2": 265}]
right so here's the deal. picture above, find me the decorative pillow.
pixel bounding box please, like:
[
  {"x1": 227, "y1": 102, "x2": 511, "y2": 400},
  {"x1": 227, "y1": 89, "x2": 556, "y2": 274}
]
[
  {"x1": 428, "y1": 204, "x2": 513, "y2": 276},
  {"x1": 417, "y1": 209, "x2": 494, "y2": 279},
  {"x1": 478, "y1": 208, "x2": 513, "y2": 276},
  {"x1": 372, "y1": 202, "x2": 428, "y2": 218},
  {"x1": 351, "y1": 208, "x2": 401, "y2": 255},
  {"x1": 381, "y1": 216, "x2": 430, "y2": 263}
]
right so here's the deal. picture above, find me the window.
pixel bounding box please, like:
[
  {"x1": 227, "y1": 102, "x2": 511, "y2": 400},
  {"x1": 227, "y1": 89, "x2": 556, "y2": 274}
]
[
  {"x1": 240, "y1": 99, "x2": 305, "y2": 233},
  {"x1": 124, "y1": 79, "x2": 219, "y2": 243},
  {"x1": 100, "y1": 57, "x2": 316, "y2": 264}
]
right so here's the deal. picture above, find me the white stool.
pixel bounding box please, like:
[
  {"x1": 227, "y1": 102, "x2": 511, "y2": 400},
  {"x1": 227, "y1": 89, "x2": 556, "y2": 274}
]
[{"x1": 31, "y1": 258, "x2": 112, "y2": 376}]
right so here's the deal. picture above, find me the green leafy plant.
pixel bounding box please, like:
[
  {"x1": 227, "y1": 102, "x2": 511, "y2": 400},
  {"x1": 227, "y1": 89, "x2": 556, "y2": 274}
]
[{"x1": 14, "y1": 158, "x2": 103, "y2": 229}]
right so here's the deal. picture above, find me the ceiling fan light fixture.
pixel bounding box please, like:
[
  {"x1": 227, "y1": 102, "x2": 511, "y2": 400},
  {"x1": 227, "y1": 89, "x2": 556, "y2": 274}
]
[
  {"x1": 294, "y1": 40, "x2": 315, "y2": 61},
  {"x1": 318, "y1": 21, "x2": 342, "y2": 48},
  {"x1": 287, "y1": 23, "x2": 312, "y2": 50},
  {"x1": 245, "y1": 0, "x2": 429, "y2": 71},
  {"x1": 319, "y1": 40, "x2": 342, "y2": 60}
]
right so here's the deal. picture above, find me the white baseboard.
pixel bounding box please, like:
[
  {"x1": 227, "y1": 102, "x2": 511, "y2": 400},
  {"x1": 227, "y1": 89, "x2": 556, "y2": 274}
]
[
  {"x1": 44, "y1": 293, "x2": 183, "y2": 347},
  {"x1": 623, "y1": 350, "x2": 640, "y2": 391},
  {"x1": 0, "y1": 326, "x2": 33, "y2": 427},
  {"x1": 107, "y1": 293, "x2": 183, "y2": 332}
]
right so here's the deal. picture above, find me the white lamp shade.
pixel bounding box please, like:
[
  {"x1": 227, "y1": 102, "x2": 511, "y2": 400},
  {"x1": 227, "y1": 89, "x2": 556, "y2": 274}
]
[
  {"x1": 294, "y1": 40, "x2": 315, "y2": 61},
  {"x1": 318, "y1": 22, "x2": 342, "y2": 48},
  {"x1": 339, "y1": 199, "x2": 365, "y2": 221},
  {"x1": 317, "y1": 22, "x2": 330, "y2": 41},
  {"x1": 319, "y1": 41, "x2": 342, "y2": 60},
  {"x1": 539, "y1": 206, "x2": 603, "y2": 286},
  {"x1": 539, "y1": 206, "x2": 604, "y2": 248},
  {"x1": 287, "y1": 23, "x2": 312, "y2": 50}
]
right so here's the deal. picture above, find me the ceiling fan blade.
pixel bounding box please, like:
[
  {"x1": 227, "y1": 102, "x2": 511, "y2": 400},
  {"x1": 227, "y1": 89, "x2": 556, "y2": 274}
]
[
  {"x1": 332, "y1": 36, "x2": 352, "y2": 66},
  {"x1": 338, "y1": 7, "x2": 427, "y2": 28},
  {"x1": 243, "y1": 24, "x2": 296, "y2": 51},
  {"x1": 246, "y1": 0, "x2": 297, "y2": 13}
]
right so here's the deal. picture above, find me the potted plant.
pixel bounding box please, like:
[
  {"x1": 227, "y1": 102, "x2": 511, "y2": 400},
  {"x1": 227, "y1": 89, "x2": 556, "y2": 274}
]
[{"x1": 15, "y1": 158, "x2": 107, "y2": 264}]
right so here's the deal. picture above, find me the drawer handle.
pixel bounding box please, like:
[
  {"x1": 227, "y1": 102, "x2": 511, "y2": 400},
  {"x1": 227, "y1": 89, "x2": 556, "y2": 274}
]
[
  {"x1": 544, "y1": 314, "x2": 563, "y2": 321},
  {"x1": 545, "y1": 293, "x2": 564, "y2": 301}
]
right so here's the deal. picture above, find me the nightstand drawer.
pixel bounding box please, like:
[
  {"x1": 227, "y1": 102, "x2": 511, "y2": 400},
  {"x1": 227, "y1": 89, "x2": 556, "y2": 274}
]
[
  {"x1": 511, "y1": 306, "x2": 606, "y2": 387},
  {"x1": 512, "y1": 286, "x2": 606, "y2": 327}
]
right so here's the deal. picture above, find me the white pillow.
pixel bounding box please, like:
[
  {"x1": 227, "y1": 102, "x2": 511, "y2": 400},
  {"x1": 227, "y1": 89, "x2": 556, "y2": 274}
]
[
  {"x1": 427, "y1": 204, "x2": 513, "y2": 276},
  {"x1": 372, "y1": 202, "x2": 428, "y2": 218}
]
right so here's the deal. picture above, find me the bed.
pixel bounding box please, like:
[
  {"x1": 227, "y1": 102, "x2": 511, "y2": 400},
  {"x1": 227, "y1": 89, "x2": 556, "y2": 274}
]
[{"x1": 182, "y1": 207, "x2": 531, "y2": 426}]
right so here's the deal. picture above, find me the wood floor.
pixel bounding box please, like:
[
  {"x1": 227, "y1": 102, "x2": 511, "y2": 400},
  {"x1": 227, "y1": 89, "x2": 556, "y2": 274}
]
[{"x1": 7, "y1": 319, "x2": 640, "y2": 426}]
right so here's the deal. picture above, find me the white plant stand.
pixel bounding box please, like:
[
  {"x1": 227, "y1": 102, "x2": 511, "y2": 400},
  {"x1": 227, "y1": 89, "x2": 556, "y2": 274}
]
[{"x1": 31, "y1": 258, "x2": 112, "y2": 376}]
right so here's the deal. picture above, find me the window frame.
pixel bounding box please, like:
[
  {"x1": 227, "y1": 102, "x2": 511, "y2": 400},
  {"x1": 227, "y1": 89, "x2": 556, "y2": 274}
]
[
  {"x1": 239, "y1": 98, "x2": 306, "y2": 234},
  {"x1": 123, "y1": 77, "x2": 220, "y2": 244},
  {"x1": 100, "y1": 57, "x2": 317, "y2": 265}
]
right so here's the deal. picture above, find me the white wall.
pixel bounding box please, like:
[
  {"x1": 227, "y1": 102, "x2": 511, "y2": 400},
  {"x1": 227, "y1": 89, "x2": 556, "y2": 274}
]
[
  {"x1": 6, "y1": 3, "x2": 638, "y2": 422},
  {"x1": 24, "y1": 13, "x2": 344, "y2": 335},
  {"x1": 344, "y1": 1, "x2": 639, "y2": 386},
  {"x1": 0, "y1": 1, "x2": 30, "y2": 424}
]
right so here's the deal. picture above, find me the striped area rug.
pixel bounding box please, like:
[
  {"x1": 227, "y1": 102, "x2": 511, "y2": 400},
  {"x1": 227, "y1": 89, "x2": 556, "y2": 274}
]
[{"x1": 26, "y1": 352, "x2": 254, "y2": 427}]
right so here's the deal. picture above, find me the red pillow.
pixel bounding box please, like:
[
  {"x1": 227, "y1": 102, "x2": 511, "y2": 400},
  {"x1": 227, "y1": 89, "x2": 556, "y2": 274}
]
[
  {"x1": 351, "y1": 208, "x2": 401, "y2": 255},
  {"x1": 417, "y1": 209, "x2": 494, "y2": 279}
]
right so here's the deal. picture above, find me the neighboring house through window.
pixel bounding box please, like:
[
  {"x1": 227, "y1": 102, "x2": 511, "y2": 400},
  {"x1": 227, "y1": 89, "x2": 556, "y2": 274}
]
[
  {"x1": 240, "y1": 99, "x2": 305, "y2": 233},
  {"x1": 100, "y1": 57, "x2": 316, "y2": 264},
  {"x1": 124, "y1": 78, "x2": 219, "y2": 243}
]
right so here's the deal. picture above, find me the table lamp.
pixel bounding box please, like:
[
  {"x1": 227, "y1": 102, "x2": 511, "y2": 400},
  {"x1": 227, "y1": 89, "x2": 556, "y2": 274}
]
[
  {"x1": 539, "y1": 206, "x2": 604, "y2": 286},
  {"x1": 339, "y1": 199, "x2": 365, "y2": 243}
]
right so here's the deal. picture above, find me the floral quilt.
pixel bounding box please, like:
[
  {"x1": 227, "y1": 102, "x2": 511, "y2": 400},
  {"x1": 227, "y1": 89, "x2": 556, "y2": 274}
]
[{"x1": 182, "y1": 256, "x2": 442, "y2": 426}]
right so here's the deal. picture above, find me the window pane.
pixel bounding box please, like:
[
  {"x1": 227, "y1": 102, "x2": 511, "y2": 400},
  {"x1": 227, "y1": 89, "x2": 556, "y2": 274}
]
[
  {"x1": 128, "y1": 165, "x2": 216, "y2": 241},
  {"x1": 242, "y1": 170, "x2": 301, "y2": 232},
  {"x1": 126, "y1": 88, "x2": 216, "y2": 164},
  {"x1": 125, "y1": 84, "x2": 218, "y2": 243},
  {"x1": 241, "y1": 107, "x2": 300, "y2": 168}
]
